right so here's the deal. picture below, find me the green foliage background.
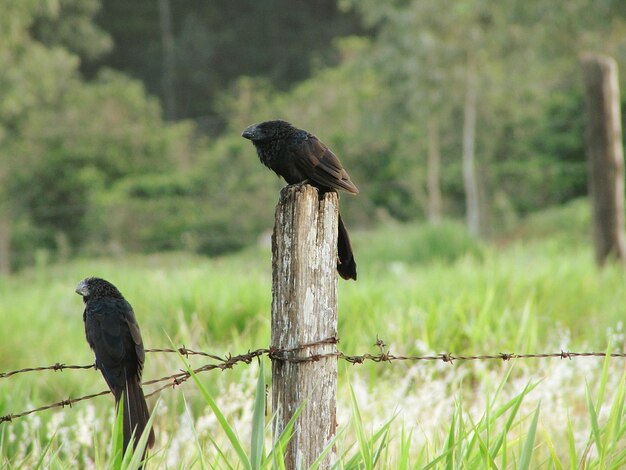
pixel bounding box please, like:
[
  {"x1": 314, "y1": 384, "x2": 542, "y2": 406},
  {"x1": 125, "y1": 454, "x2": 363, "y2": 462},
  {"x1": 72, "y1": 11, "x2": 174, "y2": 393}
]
[{"x1": 2, "y1": 0, "x2": 626, "y2": 270}]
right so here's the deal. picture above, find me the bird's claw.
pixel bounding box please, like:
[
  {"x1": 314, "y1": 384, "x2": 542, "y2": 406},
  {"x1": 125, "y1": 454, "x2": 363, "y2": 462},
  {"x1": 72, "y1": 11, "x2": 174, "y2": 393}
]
[{"x1": 288, "y1": 179, "x2": 311, "y2": 190}]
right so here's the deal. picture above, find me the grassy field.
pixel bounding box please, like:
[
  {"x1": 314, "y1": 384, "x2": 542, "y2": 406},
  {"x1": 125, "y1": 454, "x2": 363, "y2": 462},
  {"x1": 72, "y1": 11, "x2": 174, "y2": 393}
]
[{"x1": 2, "y1": 200, "x2": 626, "y2": 468}]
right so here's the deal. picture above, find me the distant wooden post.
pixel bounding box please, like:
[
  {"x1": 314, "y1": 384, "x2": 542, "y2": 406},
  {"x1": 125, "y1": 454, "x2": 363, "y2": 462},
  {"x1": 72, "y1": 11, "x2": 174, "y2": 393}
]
[
  {"x1": 271, "y1": 185, "x2": 338, "y2": 469},
  {"x1": 581, "y1": 54, "x2": 626, "y2": 265}
]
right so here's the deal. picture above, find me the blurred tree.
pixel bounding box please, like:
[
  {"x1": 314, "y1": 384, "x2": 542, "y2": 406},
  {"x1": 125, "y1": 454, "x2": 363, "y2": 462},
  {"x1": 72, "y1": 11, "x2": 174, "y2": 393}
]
[
  {"x1": 0, "y1": 0, "x2": 198, "y2": 270},
  {"x1": 0, "y1": 0, "x2": 83, "y2": 271},
  {"x1": 347, "y1": 0, "x2": 626, "y2": 235},
  {"x1": 30, "y1": 0, "x2": 112, "y2": 60},
  {"x1": 347, "y1": 1, "x2": 491, "y2": 234},
  {"x1": 9, "y1": 69, "x2": 198, "y2": 262},
  {"x1": 83, "y1": 0, "x2": 364, "y2": 129},
  {"x1": 157, "y1": 0, "x2": 177, "y2": 120}
]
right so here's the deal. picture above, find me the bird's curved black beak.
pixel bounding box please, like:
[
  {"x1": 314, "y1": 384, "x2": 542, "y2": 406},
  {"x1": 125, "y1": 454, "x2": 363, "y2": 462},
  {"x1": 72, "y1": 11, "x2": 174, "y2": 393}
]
[
  {"x1": 242, "y1": 124, "x2": 257, "y2": 140},
  {"x1": 75, "y1": 279, "x2": 89, "y2": 297}
]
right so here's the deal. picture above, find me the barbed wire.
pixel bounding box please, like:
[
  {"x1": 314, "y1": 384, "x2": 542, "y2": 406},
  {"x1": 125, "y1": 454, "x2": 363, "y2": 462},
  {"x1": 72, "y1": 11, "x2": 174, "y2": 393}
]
[
  {"x1": 1, "y1": 337, "x2": 625, "y2": 424},
  {"x1": 0, "y1": 362, "x2": 96, "y2": 379}
]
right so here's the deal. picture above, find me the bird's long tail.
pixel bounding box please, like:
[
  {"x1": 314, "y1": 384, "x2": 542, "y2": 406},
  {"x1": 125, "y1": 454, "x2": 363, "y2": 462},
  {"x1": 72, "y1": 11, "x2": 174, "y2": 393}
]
[
  {"x1": 337, "y1": 213, "x2": 357, "y2": 280},
  {"x1": 117, "y1": 376, "x2": 155, "y2": 458}
]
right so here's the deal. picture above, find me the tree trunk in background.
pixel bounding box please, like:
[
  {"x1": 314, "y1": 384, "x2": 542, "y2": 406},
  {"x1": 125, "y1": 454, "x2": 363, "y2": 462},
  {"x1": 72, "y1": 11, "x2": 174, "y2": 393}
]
[
  {"x1": 463, "y1": 63, "x2": 480, "y2": 237},
  {"x1": 427, "y1": 117, "x2": 442, "y2": 224},
  {"x1": 581, "y1": 54, "x2": 626, "y2": 265},
  {"x1": 0, "y1": 208, "x2": 10, "y2": 275},
  {"x1": 158, "y1": 0, "x2": 177, "y2": 120}
]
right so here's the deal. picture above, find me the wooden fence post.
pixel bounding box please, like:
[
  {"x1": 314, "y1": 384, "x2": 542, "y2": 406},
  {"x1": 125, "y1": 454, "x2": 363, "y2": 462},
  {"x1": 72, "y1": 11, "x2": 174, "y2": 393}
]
[
  {"x1": 581, "y1": 53, "x2": 626, "y2": 265},
  {"x1": 271, "y1": 185, "x2": 338, "y2": 469}
]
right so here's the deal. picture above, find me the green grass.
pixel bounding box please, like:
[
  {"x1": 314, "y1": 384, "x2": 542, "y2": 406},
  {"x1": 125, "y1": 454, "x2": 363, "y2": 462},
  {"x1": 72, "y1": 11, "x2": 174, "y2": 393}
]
[{"x1": 2, "y1": 201, "x2": 626, "y2": 467}]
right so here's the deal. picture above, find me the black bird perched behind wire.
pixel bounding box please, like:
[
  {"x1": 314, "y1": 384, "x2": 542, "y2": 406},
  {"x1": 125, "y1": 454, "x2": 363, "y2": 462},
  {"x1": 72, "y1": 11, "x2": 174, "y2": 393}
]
[
  {"x1": 76, "y1": 277, "x2": 155, "y2": 455},
  {"x1": 242, "y1": 120, "x2": 359, "y2": 280}
]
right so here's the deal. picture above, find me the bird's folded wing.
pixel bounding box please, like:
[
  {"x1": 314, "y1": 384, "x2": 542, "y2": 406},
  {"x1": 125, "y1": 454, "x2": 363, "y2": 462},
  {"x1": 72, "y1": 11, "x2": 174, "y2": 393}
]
[
  {"x1": 123, "y1": 306, "x2": 146, "y2": 377},
  {"x1": 296, "y1": 136, "x2": 359, "y2": 194}
]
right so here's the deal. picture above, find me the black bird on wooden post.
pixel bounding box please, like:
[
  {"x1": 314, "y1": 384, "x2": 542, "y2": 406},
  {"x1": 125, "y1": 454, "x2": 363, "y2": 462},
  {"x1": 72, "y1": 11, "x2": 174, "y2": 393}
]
[
  {"x1": 242, "y1": 119, "x2": 359, "y2": 280},
  {"x1": 76, "y1": 277, "x2": 155, "y2": 456}
]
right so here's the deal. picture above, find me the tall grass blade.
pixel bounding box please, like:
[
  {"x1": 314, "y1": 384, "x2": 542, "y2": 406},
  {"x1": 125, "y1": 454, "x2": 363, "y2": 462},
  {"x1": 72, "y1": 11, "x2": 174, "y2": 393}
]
[
  {"x1": 349, "y1": 383, "x2": 372, "y2": 470},
  {"x1": 262, "y1": 402, "x2": 305, "y2": 468},
  {"x1": 541, "y1": 426, "x2": 563, "y2": 470},
  {"x1": 109, "y1": 401, "x2": 125, "y2": 470},
  {"x1": 567, "y1": 413, "x2": 579, "y2": 470},
  {"x1": 464, "y1": 407, "x2": 498, "y2": 470},
  {"x1": 371, "y1": 425, "x2": 391, "y2": 467},
  {"x1": 489, "y1": 381, "x2": 535, "y2": 458},
  {"x1": 250, "y1": 360, "x2": 265, "y2": 470},
  {"x1": 518, "y1": 404, "x2": 540, "y2": 470},
  {"x1": 206, "y1": 431, "x2": 235, "y2": 470},
  {"x1": 308, "y1": 425, "x2": 346, "y2": 470},
  {"x1": 178, "y1": 352, "x2": 251, "y2": 469},
  {"x1": 444, "y1": 411, "x2": 455, "y2": 470},
  {"x1": 181, "y1": 395, "x2": 209, "y2": 470},
  {"x1": 32, "y1": 435, "x2": 58, "y2": 470},
  {"x1": 126, "y1": 406, "x2": 158, "y2": 470},
  {"x1": 398, "y1": 424, "x2": 412, "y2": 470},
  {"x1": 595, "y1": 342, "x2": 612, "y2": 411},
  {"x1": 585, "y1": 381, "x2": 603, "y2": 460},
  {"x1": 343, "y1": 397, "x2": 395, "y2": 470}
]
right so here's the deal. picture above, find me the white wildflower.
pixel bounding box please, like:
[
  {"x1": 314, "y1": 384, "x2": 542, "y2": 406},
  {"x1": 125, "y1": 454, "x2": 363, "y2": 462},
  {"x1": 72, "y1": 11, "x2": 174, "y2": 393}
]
[{"x1": 46, "y1": 411, "x2": 65, "y2": 440}]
